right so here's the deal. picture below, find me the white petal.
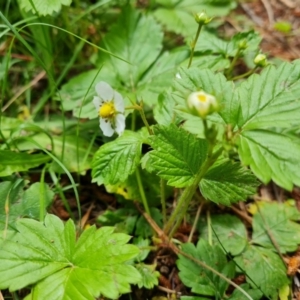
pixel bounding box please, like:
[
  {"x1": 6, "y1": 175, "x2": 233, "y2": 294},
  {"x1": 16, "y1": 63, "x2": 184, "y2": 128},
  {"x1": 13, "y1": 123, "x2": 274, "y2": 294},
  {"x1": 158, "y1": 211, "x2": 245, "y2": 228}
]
[
  {"x1": 100, "y1": 118, "x2": 114, "y2": 137},
  {"x1": 95, "y1": 81, "x2": 114, "y2": 101},
  {"x1": 114, "y1": 91, "x2": 125, "y2": 112},
  {"x1": 93, "y1": 96, "x2": 101, "y2": 109},
  {"x1": 115, "y1": 114, "x2": 126, "y2": 136}
]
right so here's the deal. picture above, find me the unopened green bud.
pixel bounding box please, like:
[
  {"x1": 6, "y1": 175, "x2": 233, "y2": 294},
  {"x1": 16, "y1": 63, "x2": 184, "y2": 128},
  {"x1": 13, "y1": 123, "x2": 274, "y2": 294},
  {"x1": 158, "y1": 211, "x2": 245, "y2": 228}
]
[
  {"x1": 194, "y1": 12, "x2": 212, "y2": 25},
  {"x1": 187, "y1": 90, "x2": 218, "y2": 119},
  {"x1": 238, "y1": 40, "x2": 248, "y2": 50},
  {"x1": 254, "y1": 54, "x2": 268, "y2": 67}
]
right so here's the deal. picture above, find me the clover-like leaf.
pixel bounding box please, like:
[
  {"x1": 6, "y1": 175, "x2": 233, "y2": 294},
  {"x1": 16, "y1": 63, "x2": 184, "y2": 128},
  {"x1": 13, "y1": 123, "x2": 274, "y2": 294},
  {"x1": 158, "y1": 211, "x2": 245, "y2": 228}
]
[
  {"x1": 148, "y1": 125, "x2": 208, "y2": 187},
  {"x1": 0, "y1": 214, "x2": 141, "y2": 299},
  {"x1": 19, "y1": 0, "x2": 72, "y2": 16},
  {"x1": 92, "y1": 131, "x2": 144, "y2": 185},
  {"x1": 252, "y1": 202, "x2": 300, "y2": 253},
  {"x1": 200, "y1": 159, "x2": 258, "y2": 205},
  {"x1": 234, "y1": 245, "x2": 289, "y2": 299}
]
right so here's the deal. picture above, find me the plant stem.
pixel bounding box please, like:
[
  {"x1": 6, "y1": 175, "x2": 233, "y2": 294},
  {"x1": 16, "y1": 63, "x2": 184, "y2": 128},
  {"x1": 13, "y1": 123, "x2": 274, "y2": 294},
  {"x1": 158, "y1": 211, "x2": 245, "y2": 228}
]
[
  {"x1": 207, "y1": 209, "x2": 212, "y2": 245},
  {"x1": 226, "y1": 48, "x2": 242, "y2": 79},
  {"x1": 231, "y1": 66, "x2": 258, "y2": 81},
  {"x1": 135, "y1": 167, "x2": 151, "y2": 216},
  {"x1": 165, "y1": 146, "x2": 223, "y2": 237},
  {"x1": 138, "y1": 103, "x2": 153, "y2": 135},
  {"x1": 187, "y1": 23, "x2": 203, "y2": 69},
  {"x1": 160, "y1": 179, "x2": 167, "y2": 224}
]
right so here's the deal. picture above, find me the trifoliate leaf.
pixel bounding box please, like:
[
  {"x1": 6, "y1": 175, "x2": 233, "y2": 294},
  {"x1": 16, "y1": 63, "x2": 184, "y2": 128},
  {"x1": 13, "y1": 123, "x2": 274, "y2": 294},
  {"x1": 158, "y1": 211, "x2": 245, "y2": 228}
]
[
  {"x1": 174, "y1": 67, "x2": 237, "y2": 126},
  {"x1": 19, "y1": 0, "x2": 72, "y2": 16},
  {"x1": 200, "y1": 159, "x2": 258, "y2": 205},
  {"x1": 198, "y1": 214, "x2": 248, "y2": 256},
  {"x1": 56, "y1": 68, "x2": 118, "y2": 118},
  {"x1": 92, "y1": 131, "x2": 144, "y2": 185},
  {"x1": 236, "y1": 60, "x2": 300, "y2": 129},
  {"x1": 101, "y1": 5, "x2": 163, "y2": 85},
  {"x1": 0, "y1": 150, "x2": 50, "y2": 176},
  {"x1": 136, "y1": 263, "x2": 160, "y2": 289},
  {"x1": 0, "y1": 214, "x2": 141, "y2": 299},
  {"x1": 237, "y1": 130, "x2": 300, "y2": 190},
  {"x1": 252, "y1": 202, "x2": 300, "y2": 253},
  {"x1": 148, "y1": 125, "x2": 208, "y2": 187},
  {"x1": 177, "y1": 239, "x2": 235, "y2": 297},
  {"x1": 234, "y1": 245, "x2": 289, "y2": 299}
]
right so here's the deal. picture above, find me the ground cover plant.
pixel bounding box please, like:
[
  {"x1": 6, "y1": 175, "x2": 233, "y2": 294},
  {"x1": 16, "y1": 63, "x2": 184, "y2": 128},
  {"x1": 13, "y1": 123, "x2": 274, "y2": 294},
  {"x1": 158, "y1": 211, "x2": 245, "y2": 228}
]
[{"x1": 1, "y1": 0, "x2": 300, "y2": 299}]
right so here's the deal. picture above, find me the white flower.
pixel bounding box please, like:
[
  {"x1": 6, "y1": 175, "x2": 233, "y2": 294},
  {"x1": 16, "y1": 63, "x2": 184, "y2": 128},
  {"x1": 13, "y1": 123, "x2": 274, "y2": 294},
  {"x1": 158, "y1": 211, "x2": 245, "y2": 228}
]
[
  {"x1": 93, "y1": 81, "x2": 125, "y2": 137},
  {"x1": 187, "y1": 90, "x2": 218, "y2": 118}
]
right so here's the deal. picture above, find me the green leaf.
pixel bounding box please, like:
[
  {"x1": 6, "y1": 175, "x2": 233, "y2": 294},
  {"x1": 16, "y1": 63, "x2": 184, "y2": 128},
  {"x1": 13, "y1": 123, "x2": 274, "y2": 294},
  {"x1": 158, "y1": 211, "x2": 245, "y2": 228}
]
[
  {"x1": 153, "y1": 0, "x2": 236, "y2": 38},
  {"x1": 228, "y1": 283, "x2": 263, "y2": 300},
  {"x1": 177, "y1": 239, "x2": 235, "y2": 297},
  {"x1": 19, "y1": 0, "x2": 72, "y2": 16},
  {"x1": 137, "y1": 48, "x2": 188, "y2": 106},
  {"x1": 195, "y1": 30, "x2": 261, "y2": 57},
  {"x1": 136, "y1": 263, "x2": 160, "y2": 289},
  {"x1": 237, "y1": 130, "x2": 300, "y2": 190},
  {"x1": 186, "y1": 55, "x2": 230, "y2": 72},
  {"x1": 252, "y1": 202, "x2": 300, "y2": 253},
  {"x1": 174, "y1": 67, "x2": 237, "y2": 126},
  {"x1": 234, "y1": 245, "x2": 289, "y2": 299},
  {"x1": 0, "y1": 150, "x2": 50, "y2": 176},
  {"x1": 0, "y1": 214, "x2": 141, "y2": 299},
  {"x1": 15, "y1": 134, "x2": 96, "y2": 174},
  {"x1": 101, "y1": 5, "x2": 163, "y2": 85},
  {"x1": 199, "y1": 214, "x2": 248, "y2": 256},
  {"x1": 200, "y1": 159, "x2": 258, "y2": 205},
  {"x1": 148, "y1": 125, "x2": 208, "y2": 187},
  {"x1": 236, "y1": 60, "x2": 300, "y2": 129},
  {"x1": 92, "y1": 131, "x2": 144, "y2": 185}
]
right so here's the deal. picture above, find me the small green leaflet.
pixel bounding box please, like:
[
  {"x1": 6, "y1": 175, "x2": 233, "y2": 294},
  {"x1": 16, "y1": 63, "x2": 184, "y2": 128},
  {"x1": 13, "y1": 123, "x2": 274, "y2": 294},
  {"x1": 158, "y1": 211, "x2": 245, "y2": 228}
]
[
  {"x1": 199, "y1": 214, "x2": 248, "y2": 256},
  {"x1": 234, "y1": 245, "x2": 289, "y2": 299},
  {"x1": 0, "y1": 214, "x2": 141, "y2": 300},
  {"x1": 0, "y1": 181, "x2": 54, "y2": 230},
  {"x1": 92, "y1": 131, "x2": 144, "y2": 185},
  {"x1": 252, "y1": 202, "x2": 300, "y2": 253},
  {"x1": 177, "y1": 239, "x2": 235, "y2": 298},
  {"x1": 0, "y1": 150, "x2": 50, "y2": 176},
  {"x1": 19, "y1": 0, "x2": 72, "y2": 15},
  {"x1": 148, "y1": 125, "x2": 208, "y2": 187},
  {"x1": 136, "y1": 263, "x2": 160, "y2": 289},
  {"x1": 200, "y1": 159, "x2": 258, "y2": 205}
]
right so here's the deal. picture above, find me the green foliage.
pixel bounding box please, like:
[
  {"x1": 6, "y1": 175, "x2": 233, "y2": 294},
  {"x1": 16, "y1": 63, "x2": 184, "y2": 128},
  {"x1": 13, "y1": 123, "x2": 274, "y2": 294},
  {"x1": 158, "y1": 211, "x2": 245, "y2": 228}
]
[
  {"x1": 234, "y1": 245, "x2": 289, "y2": 299},
  {"x1": 0, "y1": 214, "x2": 141, "y2": 299},
  {"x1": 18, "y1": 0, "x2": 72, "y2": 16},
  {"x1": 200, "y1": 159, "x2": 258, "y2": 205},
  {"x1": 153, "y1": 0, "x2": 237, "y2": 37},
  {"x1": 252, "y1": 202, "x2": 300, "y2": 253},
  {"x1": 148, "y1": 124, "x2": 208, "y2": 187},
  {"x1": 228, "y1": 284, "x2": 263, "y2": 300},
  {"x1": 0, "y1": 180, "x2": 54, "y2": 229},
  {"x1": 136, "y1": 263, "x2": 160, "y2": 289},
  {"x1": 199, "y1": 214, "x2": 248, "y2": 256},
  {"x1": 0, "y1": 150, "x2": 50, "y2": 176},
  {"x1": 177, "y1": 239, "x2": 235, "y2": 298},
  {"x1": 92, "y1": 131, "x2": 145, "y2": 185}
]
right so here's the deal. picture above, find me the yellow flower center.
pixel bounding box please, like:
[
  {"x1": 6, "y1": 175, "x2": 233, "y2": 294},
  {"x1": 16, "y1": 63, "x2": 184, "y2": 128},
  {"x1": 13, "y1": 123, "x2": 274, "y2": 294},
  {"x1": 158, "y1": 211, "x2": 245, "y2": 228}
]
[
  {"x1": 197, "y1": 94, "x2": 207, "y2": 102},
  {"x1": 99, "y1": 102, "x2": 116, "y2": 118}
]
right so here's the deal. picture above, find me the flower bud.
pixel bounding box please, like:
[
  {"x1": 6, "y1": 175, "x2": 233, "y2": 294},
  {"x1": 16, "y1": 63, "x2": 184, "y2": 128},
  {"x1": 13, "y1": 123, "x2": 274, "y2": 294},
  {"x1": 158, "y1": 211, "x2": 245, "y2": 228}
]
[
  {"x1": 254, "y1": 54, "x2": 268, "y2": 67},
  {"x1": 238, "y1": 40, "x2": 248, "y2": 50},
  {"x1": 187, "y1": 90, "x2": 218, "y2": 118},
  {"x1": 194, "y1": 12, "x2": 212, "y2": 25}
]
